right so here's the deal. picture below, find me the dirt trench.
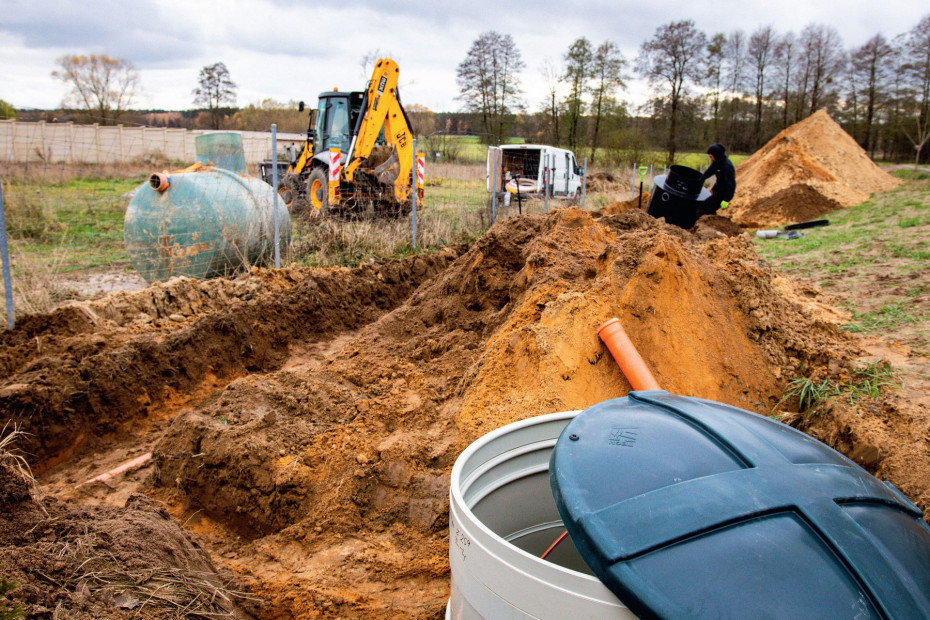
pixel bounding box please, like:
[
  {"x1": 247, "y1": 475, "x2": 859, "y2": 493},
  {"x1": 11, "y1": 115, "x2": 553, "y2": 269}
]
[
  {"x1": 0, "y1": 251, "x2": 461, "y2": 472},
  {"x1": 2, "y1": 208, "x2": 928, "y2": 618}
]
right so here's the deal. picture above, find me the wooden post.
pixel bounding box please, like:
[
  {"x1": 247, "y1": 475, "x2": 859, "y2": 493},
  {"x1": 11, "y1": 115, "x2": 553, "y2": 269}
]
[{"x1": 39, "y1": 120, "x2": 46, "y2": 162}]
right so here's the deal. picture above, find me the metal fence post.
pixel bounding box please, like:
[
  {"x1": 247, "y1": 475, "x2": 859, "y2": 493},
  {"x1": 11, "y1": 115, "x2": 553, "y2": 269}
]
[
  {"x1": 544, "y1": 153, "x2": 550, "y2": 214},
  {"x1": 411, "y1": 138, "x2": 417, "y2": 249},
  {"x1": 490, "y1": 149, "x2": 498, "y2": 225},
  {"x1": 581, "y1": 157, "x2": 588, "y2": 210},
  {"x1": 0, "y1": 176, "x2": 15, "y2": 329},
  {"x1": 271, "y1": 124, "x2": 280, "y2": 269}
]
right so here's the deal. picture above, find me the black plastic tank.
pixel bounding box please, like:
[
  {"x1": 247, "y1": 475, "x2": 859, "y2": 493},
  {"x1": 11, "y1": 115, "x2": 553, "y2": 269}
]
[
  {"x1": 646, "y1": 165, "x2": 711, "y2": 229},
  {"x1": 550, "y1": 391, "x2": 930, "y2": 619}
]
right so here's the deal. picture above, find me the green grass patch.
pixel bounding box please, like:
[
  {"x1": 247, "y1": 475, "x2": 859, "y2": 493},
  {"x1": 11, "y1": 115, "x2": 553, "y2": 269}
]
[
  {"x1": 897, "y1": 216, "x2": 928, "y2": 228},
  {"x1": 844, "y1": 302, "x2": 923, "y2": 332},
  {"x1": 778, "y1": 361, "x2": 899, "y2": 418},
  {"x1": 755, "y1": 173, "x2": 929, "y2": 354},
  {"x1": 891, "y1": 169, "x2": 930, "y2": 181}
]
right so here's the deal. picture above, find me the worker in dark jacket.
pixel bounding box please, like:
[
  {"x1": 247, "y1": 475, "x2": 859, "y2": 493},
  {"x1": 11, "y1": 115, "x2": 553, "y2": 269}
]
[{"x1": 698, "y1": 143, "x2": 736, "y2": 217}]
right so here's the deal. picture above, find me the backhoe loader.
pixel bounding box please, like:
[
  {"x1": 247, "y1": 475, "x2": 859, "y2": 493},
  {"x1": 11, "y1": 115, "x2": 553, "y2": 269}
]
[{"x1": 267, "y1": 58, "x2": 424, "y2": 218}]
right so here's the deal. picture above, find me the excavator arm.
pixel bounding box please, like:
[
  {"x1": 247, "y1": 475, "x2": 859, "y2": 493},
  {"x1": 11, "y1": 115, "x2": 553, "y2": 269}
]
[{"x1": 343, "y1": 58, "x2": 415, "y2": 202}]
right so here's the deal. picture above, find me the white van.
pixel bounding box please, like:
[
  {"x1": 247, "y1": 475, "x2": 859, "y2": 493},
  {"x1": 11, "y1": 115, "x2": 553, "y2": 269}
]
[{"x1": 486, "y1": 144, "x2": 584, "y2": 200}]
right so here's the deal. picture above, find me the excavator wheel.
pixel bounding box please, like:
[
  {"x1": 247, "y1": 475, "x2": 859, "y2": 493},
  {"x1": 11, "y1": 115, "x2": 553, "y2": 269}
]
[
  {"x1": 278, "y1": 186, "x2": 294, "y2": 207},
  {"x1": 277, "y1": 172, "x2": 298, "y2": 208},
  {"x1": 306, "y1": 168, "x2": 329, "y2": 217}
]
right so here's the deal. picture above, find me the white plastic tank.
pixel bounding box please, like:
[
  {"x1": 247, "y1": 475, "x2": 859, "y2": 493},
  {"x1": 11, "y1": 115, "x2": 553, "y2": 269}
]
[{"x1": 447, "y1": 411, "x2": 637, "y2": 619}]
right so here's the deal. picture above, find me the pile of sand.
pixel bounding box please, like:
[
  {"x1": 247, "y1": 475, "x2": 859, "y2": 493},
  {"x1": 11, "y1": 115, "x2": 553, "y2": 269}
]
[
  {"x1": 600, "y1": 191, "x2": 650, "y2": 215},
  {"x1": 727, "y1": 110, "x2": 899, "y2": 228}
]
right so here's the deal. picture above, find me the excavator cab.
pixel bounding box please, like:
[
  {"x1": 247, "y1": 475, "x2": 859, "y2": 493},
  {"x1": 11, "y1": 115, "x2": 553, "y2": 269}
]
[{"x1": 314, "y1": 92, "x2": 366, "y2": 156}]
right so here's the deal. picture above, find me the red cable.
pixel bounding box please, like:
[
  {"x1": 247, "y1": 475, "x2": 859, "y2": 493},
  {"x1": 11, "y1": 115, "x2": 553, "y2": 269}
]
[{"x1": 540, "y1": 530, "x2": 569, "y2": 560}]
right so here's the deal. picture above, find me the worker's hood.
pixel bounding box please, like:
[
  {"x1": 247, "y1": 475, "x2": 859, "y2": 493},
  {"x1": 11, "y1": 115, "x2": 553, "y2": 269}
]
[{"x1": 707, "y1": 143, "x2": 727, "y2": 160}]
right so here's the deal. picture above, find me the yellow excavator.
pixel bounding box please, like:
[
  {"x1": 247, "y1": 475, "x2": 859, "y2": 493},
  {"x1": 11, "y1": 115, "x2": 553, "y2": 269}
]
[{"x1": 271, "y1": 58, "x2": 423, "y2": 218}]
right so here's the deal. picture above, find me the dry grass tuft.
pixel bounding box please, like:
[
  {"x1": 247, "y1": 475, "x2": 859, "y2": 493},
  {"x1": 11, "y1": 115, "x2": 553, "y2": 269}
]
[
  {"x1": 1, "y1": 241, "x2": 80, "y2": 316},
  {"x1": 291, "y1": 212, "x2": 484, "y2": 267},
  {"x1": 0, "y1": 424, "x2": 46, "y2": 514}
]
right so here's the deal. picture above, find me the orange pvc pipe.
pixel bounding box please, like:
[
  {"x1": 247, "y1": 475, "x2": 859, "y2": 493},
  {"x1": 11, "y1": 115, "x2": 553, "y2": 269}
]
[
  {"x1": 597, "y1": 317, "x2": 661, "y2": 391},
  {"x1": 81, "y1": 452, "x2": 153, "y2": 486},
  {"x1": 149, "y1": 171, "x2": 170, "y2": 192}
]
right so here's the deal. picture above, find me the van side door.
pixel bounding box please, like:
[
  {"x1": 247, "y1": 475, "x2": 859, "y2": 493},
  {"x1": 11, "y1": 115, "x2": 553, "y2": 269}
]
[{"x1": 486, "y1": 146, "x2": 502, "y2": 193}]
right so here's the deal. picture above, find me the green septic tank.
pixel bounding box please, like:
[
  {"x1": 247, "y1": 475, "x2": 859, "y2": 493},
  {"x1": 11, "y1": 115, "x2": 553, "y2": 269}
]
[
  {"x1": 124, "y1": 164, "x2": 290, "y2": 283},
  {"x1": 195, "y1": 133, "x2": 247, "y2": 174}
]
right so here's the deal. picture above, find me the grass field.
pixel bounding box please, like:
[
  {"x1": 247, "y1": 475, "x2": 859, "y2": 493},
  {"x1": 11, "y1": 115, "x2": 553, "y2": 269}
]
[
  {"x1": 437, "y1": 134, "x2": 748, "y2": 169},
  {"x1": 754, "y1": 168, "x2": 930, "y2": 354}
]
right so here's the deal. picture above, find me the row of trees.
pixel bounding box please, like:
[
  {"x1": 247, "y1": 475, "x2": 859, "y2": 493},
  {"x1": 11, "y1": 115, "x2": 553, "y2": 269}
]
[
  {"x1": 17, "y1": 14, "x2": 930, "y2": 167},
  {"x1": 46, "y1": 55, "x2": 239, "y2": 130},
  {"x1": 456, "y1": 14, "x2": 930, "y2": 165}
]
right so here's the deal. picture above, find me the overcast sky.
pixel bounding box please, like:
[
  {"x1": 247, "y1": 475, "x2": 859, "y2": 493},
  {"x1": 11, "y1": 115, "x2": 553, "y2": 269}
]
[{"x1": 0, "y1": 0, "x2": 926, "y2": 118}]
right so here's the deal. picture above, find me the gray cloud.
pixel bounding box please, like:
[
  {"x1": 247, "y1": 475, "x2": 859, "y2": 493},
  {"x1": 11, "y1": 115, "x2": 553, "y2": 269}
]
[
  {"x1": 1, "y1": 0, "x2": 927, "y2": 111},
  {"x1": 0, "y1": 0, "x2": 204, "y2": 65}
]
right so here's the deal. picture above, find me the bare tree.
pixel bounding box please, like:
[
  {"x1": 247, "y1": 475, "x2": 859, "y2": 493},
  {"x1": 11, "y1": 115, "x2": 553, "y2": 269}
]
[
  {"x1": 900, "y1": 13, "x2": 930, "y2": 166},
  {"x1": 52, "y1": 54, "x2": 139, "y2": 125},
  {"x1": 562, "y1": 38, "x2": 594, "y2": 151},
  {"x1": 359, "y1": 49, "x2": 391, "y2": 79},
  {"x1": 705, "y1": 33, "x2": 727, "y2": 137},
  {"x1": 539, "y1": 58, "x2": 562, "y2": 145},
  {"x1": 193, "y1": 62, "x2": 237, "y2": 130},
  {"x1": 799, "y1": 25, "x2": 846, "y2": 116},
  {"x1": 636, "y1": 20, "x2": 707, "y2": 163},
  {"x1": 724, "y1": 30, "x2": 747, "y2": 94},
  {"x1": 456, "y1": 31, "x2": 525, "y2": 144},
  {"x1": 588, "y1": 41, "x2": 627, "y2": 163},
  {"x1": 747, "y1": 26, "x2": 777, "y2": 146},
  {"x1": 774, "y1": 32, "x2": 798, "y2": 127},
  {"x1": 849, "y1": 34, "x2": 894, "y2": 153},
  {"x1": 721, "y1": 30, "x2": 747, "y2": 146}
]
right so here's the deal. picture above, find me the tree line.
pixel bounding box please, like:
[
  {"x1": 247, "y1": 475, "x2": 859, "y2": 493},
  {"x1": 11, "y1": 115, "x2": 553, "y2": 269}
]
[
  {"x1": 21, "y1": 56, "x2": 308, "y2": 134},
  {"x1": 11, "y1": 14, "x2": 930, "y2": 167},
  {"x1": 456, "y1": 14, "x2": 930, "y2": 166}
]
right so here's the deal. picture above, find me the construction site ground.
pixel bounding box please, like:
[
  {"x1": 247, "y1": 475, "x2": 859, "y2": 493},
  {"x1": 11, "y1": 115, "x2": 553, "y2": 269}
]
[{"x1": 2, "y1": 115, "x2": 929, "y2": 618}]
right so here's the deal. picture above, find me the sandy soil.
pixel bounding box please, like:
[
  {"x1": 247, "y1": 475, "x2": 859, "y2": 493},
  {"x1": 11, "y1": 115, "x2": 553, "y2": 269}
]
[
  {"x1": 2, "y1": 205, "x2": 928, "y2": 618},
  {"x1": 727, "y1": 110, "x2": 899, "y2": 228}
]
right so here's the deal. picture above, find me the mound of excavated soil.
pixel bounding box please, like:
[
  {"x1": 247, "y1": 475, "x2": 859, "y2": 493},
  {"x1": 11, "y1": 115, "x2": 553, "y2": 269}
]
[
  {"x1": 600, "y1": 191, "x2": 650, "y2": 215},
  {"x1": 727, "y1": 110, "x2": 899, "y2": 228},
  {"x1": 586, "y1": 171, "x2": 631, "y2": 194},
  {"x1": 3, "y1": 208, "x2": 928, "y2": 618},
  {"x1": 148, "y1": 210, "x2": 860, "y2": 617},
  {"x1": 0, "y1": 456, "x2": 252, "y2": 619}
]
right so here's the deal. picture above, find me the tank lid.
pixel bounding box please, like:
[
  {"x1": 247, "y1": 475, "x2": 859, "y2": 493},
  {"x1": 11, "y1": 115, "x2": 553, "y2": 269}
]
[{"x1": 549, "y1": 391, "x2": 930, "y2": 619}]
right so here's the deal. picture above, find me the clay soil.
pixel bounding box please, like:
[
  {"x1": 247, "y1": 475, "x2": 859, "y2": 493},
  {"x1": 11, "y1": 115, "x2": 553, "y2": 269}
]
[{"x1": 2, "y1": 207, "x2": 929, "y2": 618}]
